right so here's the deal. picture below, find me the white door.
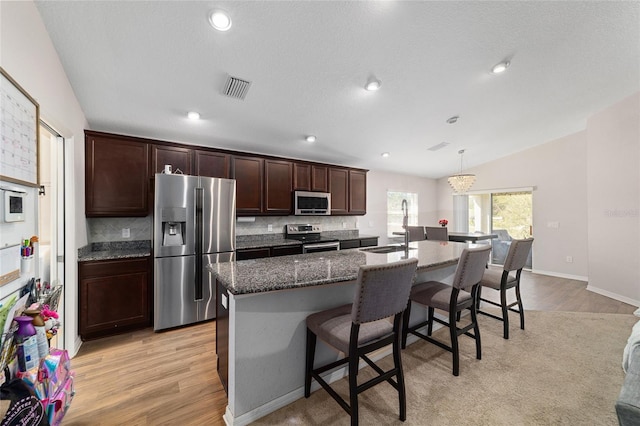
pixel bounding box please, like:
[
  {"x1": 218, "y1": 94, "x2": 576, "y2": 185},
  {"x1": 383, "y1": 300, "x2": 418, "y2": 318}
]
[{"x1": 38, "y1": 123, "x2": 65, "y2": 349}]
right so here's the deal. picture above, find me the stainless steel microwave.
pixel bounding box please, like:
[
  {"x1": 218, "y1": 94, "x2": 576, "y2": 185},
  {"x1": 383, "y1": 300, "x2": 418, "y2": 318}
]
[{"x1": 294, "y1": 191, "x2": 331, "y2": 215}]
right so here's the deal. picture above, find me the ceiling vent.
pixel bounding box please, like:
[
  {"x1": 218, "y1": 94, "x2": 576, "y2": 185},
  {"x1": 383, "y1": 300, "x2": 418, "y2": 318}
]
[
  {"x1": 223, "y1": 75, "x2": 251, "y2": 100},
  {"x1": 427, "y1": 141, "x2": 450, "y2": 152}
]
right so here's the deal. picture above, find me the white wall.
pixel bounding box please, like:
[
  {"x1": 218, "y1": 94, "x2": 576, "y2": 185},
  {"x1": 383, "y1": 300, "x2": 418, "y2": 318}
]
[
  {"x1": 437, "y1": 130, "x2": 589, "y2": 280},
  {"x1": 436, "y1": 92, "x2": 640, "y2": 306},
  {"x1": 1, "y1": 1, "x2": 89, "y2": 355},
  {"x1": 361, "y1": 169, "x2": 437, "y2": 245},
  {"x1": 586, "y1": 93, "x2": 640, "y2": 305}
]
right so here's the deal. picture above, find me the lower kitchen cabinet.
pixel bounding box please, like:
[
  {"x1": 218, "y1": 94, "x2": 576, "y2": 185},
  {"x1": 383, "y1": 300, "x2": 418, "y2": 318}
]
[
  {"x1": 78, "y1": 257, "x2": 151, "y2": 340},
  {"x1": 340, "y1": 237, "x2": 379, "y2": 249},
  {"x1": 236, "y1": 247, "x2": 271, "y2": 260},
  {"x1": 236, "y1": 244, "x2": 303, "y2": 260},
  {"x1": 270, "y1": 244, "x2": 303, "y2": 257},
  {"x1": 359, "y1": 237, "x2": 378, "y2": 247},
  {"x1": 216, "y1": 281, "x2": 229, "y2": 393},
  {"x1": 339, "y1": 239, "x2": 360, "y2": 250}
]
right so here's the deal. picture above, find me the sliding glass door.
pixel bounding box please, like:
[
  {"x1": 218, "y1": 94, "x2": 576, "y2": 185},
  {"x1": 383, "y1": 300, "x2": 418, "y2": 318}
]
[{"x1": 469, "y1": 191, "x2": 532, "y2": 267}]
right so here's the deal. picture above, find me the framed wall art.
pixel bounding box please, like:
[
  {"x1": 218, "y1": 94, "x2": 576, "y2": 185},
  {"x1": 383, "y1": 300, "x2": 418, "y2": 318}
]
[{"x1": 0, "y1": 67, "x2": 39, "y2": 187}]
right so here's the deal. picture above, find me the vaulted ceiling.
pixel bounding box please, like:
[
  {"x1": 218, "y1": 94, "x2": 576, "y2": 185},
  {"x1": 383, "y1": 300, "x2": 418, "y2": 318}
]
[{"x1": 35, "y1": 1, "x2": 639, "y2": 178}]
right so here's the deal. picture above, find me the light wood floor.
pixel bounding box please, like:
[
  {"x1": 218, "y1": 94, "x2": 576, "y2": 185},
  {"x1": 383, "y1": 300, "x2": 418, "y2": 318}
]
[{"x1": 63, "y1": 270, "x2": 636, "y2": 425}]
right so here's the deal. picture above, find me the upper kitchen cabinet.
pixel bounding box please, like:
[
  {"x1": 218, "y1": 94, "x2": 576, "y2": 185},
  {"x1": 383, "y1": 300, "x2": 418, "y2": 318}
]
[
  {"x1": 348, "y1": 169, "x2": 367, "y2": 215},
  {"x1": 151, "y1": 145, "x2": 192, "y2": 176},
  {"x1": 329, "y1": 167, "x2": 349, "y2": 215},
  {"x1": 232, "y1": 155, "x2": 264, "y2": 215},
  {"x1": 293, "y1": 163, "x2": 311, "y2": 191},
  {"x1": 328, "y1": 167, "x2": 367, "y2": 215},
  {"x1": 85, "y1": 132, "x2": 150, "y2": 217},
  {"x1": 195, "y1": 150, "x2": 230, "y2": 178},
  {"x1": 264, "y1": 159, "x2": 293, "y2": 214},
  {"x1": 311, "y1": 165, "x2": 328, "y2": 192}
]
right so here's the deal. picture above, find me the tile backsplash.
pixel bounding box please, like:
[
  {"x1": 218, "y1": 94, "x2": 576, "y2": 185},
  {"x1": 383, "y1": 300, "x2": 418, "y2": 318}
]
[
  {"x1": 87, "y1": 215, "x2": 358, "y2": 243},
  {"x1": 235, "y1": 216, "x2": 358, "y2": 236},
  {"x1": 87, "y1": 216, "x2": 152, "y2": 242}
]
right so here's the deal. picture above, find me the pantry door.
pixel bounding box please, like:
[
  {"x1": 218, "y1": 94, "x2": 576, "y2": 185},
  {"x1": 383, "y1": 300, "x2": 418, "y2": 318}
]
[{"x1": 38, "y1": 122, "x2": 65, "y2": 349}]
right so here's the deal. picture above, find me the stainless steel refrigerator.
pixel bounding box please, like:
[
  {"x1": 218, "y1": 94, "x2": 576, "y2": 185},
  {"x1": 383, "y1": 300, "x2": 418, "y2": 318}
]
[{"x1": 153, "y1": 173, "x2": 236, "y2": 331}]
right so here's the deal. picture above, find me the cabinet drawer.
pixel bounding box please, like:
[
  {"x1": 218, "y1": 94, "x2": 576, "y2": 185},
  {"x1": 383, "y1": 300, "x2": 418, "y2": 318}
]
[
  {"x1": 339, "y1": 239, "x2": 360, "y2": 250},
  {"x1": 359, "y1": 238, "x2": 378, "y2": 248},
  {"x1": 271, "y1": 245, "x2": 303, "y2": 257},
  {"x1": 236, "y1": 248, "x2": 271, "y2": 260}
]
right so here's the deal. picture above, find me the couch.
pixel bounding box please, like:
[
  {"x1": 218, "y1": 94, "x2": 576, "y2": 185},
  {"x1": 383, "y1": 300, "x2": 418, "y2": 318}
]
[{"x1": 617, "y1": 316, "x2": 640, "y2": 425}]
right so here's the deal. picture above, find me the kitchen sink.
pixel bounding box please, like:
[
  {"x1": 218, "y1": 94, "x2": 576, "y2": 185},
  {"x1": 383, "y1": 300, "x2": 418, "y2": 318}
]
[{"x1": 360, "y1": 245, "x2": 416, "y2": 254}]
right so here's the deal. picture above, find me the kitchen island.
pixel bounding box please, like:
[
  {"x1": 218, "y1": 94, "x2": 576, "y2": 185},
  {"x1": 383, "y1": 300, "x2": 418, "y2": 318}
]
[{"x1": 208, "y1": 240, "x2": 475, "y2": 425}]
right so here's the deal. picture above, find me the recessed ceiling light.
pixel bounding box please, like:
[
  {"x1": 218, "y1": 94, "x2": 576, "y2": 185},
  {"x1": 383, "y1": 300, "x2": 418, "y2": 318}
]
[
  {"x1": 446, "y1": 115, "x2": 459, "y2": 124},
  {"x1": 381, "y1": 152, "x2": 390, "y2": 158},
  {"x1": 187, "y1": 111, "x2": 200, "y2": 120},
  {"x1": 209, "y1": 10, "x2": 232, "y2": 31},
  {"x1": 305, "y1": 135, "x2": 316, "y2": 143},
  {"x1": 365, "y1": 77, "x2": 382, "y2": 91},
  {"x1": 491, "y1": 61, "x2": 510, "y2": 74}
]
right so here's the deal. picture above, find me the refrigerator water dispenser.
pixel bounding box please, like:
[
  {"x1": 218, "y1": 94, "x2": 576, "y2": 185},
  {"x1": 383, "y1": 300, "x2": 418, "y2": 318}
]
[{"x1": 161, "y1": 207, "x2": 187, "y2": 246}]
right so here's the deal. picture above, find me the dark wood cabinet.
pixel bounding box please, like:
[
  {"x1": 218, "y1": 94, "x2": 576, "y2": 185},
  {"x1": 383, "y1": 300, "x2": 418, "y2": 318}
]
[
  {"x1": 339, "y1": 237, "x2": 378, "y2": 250},
  {"x1": 293, "y1": 163, "x2": 311, "y2": 190},
  {"x1": 85, "y1": 132, "x2": 150, "y2": 217},
  {"x1": 78, "y1": 257, "x2": 151, "y2": 340},
  {"x1": 236, "y1": 247, "x2": 271, "y2": 260},
  {"x1": 232, "y1": 156, "x2": 264, "y2": 215},
  {"x1": 152, "y1": 145, "x2": 192, "y2": 175},
  {"x1": 349, "y1": 170, "x2": 367, "y2": 215},
  {"x1": 329, "y1": 167, "x2": 349, "y2": 215},
  {"x1": 85, "y1": 130, "x2": 367, "y2": 217},
  {"x1": 236, "y1": 244, "x2": 303, "y2": 260},
  {"x1": 195, "y1": 150, "x2": 230, "y2": 178},
  {"x1": 216, "y1": 281, "x2": 229, "y2": 393},
  {"x1": 359, "y1": 237, "x2": 378, "y2": 247},
  {"x1": 311, "y1": 165, "x2": 328, "y2": 192},
  {"x1": 264, "y1": 159, "x2": 293, "y2": 214},
  {"x1": 339, "y1": 239, "x2": 360, "y2": 250},
  {"x1": 271, "y1": 244, "x2": 303, "y2": 257}
]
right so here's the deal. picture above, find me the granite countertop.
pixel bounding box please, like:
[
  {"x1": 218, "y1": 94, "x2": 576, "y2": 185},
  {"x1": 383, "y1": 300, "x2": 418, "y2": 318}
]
[
  {"x1": 235, "y1": 231, "x2": 379, "y2": 250},
  {"x1": 209, "y1": 239, "x2": 470, "y2": 295},
  {"x1": 78, "y1": 240, "x2": 151, "y2": 262}
]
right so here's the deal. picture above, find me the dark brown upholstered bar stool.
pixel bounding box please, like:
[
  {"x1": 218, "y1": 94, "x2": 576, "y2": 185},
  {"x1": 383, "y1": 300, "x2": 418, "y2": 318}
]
[
  {"x1": 425, "y1": 226, "x2": 448, "y2": 241},
  {"x1": 304, "y1": 258, "x2": 418, "y2": 426},
  {"x1": 406, "y1": 226, "x2": 426, "y2": 242},
  {"x1": 402, "y1": 246, "x2": 491, "y2": 376},
  {"x1": 478, "y1": 238, "x2": 534, "y2": 339}
]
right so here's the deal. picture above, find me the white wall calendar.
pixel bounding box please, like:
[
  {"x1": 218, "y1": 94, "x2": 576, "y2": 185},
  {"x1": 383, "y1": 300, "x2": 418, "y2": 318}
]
[{"x1": 0, "y1": 67, "x2": 39, "y2": 187}]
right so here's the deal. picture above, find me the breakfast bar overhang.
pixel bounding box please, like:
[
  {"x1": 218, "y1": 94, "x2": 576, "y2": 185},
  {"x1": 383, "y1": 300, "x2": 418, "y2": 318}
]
[{"x1": 208, "y1": 240, "x2": 477, "y2": 426}]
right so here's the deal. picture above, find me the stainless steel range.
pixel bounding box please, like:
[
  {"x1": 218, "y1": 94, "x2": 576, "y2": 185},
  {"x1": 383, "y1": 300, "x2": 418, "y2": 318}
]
[{"x1": 285, "y1": 224, "x2": 340, "y2": 253}]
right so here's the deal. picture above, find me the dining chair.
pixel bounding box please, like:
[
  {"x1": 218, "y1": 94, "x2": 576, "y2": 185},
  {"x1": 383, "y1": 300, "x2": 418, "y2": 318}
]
[
  {"x1": 305, "y1": 258, "x2": 418, "y2": 426},
  {"x1": 425, "y1": 226, "x2": 448, "y2": 241},
  {"x1": 406, "y1": 226, "x2": 426, "y2": 242},
  {"x1": 402, "y1": 245, "x2": 491, "y2": 376},
  {"x1": 477, "y1": 238, "x2": 534, "y2": 339}
]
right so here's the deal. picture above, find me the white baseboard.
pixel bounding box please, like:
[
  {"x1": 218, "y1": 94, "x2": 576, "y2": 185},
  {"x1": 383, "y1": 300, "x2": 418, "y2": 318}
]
[
  {"x1": 585, "y1": 285, "x2": 640, "y2": 308},
  {"x1": 531, "y1": 269, "x2": 639, "y2": 307},
  {"x1": 531, "y1": 268, "x2": 588, "y2": 282},
  {"x1": 222, "y1": 322, "x2": 441, "y2": 425}
]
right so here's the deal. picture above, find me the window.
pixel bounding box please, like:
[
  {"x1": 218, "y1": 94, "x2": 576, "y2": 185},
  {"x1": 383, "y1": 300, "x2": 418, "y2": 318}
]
[{"x1": 387, "y1": 191, "x2": 418, "y2": 237}]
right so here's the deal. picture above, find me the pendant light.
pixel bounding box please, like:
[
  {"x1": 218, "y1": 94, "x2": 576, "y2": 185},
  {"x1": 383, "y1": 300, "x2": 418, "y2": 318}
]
[{"x1": 447, "y1": 149, "x2": 476, "y2": 194}]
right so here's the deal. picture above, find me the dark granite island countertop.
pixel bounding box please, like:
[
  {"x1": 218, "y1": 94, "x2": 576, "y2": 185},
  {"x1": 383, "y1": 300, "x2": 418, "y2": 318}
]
[
  {"x1": 207, "y1": 239, "x2": 477, "y2": 425},
  {"x1": 210, "y1": 239, "x2": 468, "y2": 295}
]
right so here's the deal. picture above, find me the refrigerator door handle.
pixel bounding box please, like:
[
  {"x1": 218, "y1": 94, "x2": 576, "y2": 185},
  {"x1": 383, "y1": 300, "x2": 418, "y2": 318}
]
[{"x1": 195, "y1": 186, "x2": 203, "y2": 301}]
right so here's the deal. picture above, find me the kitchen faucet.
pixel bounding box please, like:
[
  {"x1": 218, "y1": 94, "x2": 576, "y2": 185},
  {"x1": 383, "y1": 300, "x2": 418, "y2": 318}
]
[{"x1": 401, "y1": 199, "x2": 409, "y2": 248}]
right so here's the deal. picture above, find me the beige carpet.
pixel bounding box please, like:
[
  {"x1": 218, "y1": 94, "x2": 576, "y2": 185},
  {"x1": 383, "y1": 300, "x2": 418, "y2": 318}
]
[{"x1": 254, "y1": 310, "x2": 637, "y2": 425}]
